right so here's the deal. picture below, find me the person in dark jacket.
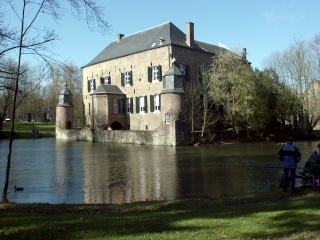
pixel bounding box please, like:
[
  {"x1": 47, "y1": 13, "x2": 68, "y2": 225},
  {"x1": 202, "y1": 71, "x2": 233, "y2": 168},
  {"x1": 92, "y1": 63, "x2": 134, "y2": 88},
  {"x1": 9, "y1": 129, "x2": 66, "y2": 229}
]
[
  {"x1": 278, "y1": 137, "x2": 301, "y2": 193},
  {"x1": 303, "y1": 150, "x2": 320, "y2": 175}
]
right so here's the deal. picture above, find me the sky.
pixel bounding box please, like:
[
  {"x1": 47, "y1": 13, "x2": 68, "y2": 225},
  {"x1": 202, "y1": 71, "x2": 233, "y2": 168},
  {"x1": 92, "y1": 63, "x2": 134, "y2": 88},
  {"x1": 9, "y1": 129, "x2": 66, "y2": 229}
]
[{"x1": 3, "y1": 0, "x2": 320, "y2": 70}]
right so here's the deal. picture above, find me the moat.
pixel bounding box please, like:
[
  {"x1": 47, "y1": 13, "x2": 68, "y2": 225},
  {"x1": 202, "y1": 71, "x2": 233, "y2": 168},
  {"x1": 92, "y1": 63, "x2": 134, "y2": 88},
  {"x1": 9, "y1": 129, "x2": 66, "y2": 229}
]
[{"x1": 0, "y1": 138, "x2": 318, "y2": 204}]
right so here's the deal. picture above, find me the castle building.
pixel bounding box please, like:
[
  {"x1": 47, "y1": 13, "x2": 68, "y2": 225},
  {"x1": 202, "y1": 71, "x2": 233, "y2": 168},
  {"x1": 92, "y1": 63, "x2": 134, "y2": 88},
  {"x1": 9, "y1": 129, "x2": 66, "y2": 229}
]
[{"x1": 80, "y1": 22, "x2": 228, "y2": 145}]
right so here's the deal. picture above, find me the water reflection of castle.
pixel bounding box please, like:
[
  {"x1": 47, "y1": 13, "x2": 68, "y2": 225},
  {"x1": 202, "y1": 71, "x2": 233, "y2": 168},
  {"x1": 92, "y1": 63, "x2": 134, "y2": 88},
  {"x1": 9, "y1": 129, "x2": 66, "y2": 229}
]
[{"x1": 81, "y1": 144, "x2": 178, "y2": 204}]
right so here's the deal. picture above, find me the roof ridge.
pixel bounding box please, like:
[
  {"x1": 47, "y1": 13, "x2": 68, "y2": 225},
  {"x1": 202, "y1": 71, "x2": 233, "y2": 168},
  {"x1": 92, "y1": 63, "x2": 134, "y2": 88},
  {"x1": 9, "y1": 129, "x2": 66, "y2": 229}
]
[{"x1": 118, "y1": 21, "x2": 172, "y2": 40}]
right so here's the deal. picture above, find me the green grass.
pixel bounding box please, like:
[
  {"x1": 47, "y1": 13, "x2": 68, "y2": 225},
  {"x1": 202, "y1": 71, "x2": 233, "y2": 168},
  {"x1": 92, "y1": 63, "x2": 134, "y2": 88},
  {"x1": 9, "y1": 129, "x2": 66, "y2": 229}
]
[
  {"x1": 0, "y1": 121, "x2": 55, "y2": 139},
  {"x1": 1, "y1": 189, "x2": 320, "y2": 239}
]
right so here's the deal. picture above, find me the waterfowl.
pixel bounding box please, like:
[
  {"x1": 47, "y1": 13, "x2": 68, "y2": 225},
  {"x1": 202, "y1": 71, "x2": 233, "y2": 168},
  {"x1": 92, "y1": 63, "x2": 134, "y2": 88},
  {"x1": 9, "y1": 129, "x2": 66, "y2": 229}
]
[{"x1": 14, "y1": 186, "x2": 24, "y2": 191}]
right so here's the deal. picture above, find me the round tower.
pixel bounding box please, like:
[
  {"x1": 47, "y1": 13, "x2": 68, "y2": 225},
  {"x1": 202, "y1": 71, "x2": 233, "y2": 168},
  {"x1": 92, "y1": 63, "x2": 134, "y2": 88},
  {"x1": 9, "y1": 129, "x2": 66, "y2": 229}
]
[
  {"x1": 160, "y1": 61, "x2": 191, "y2": 145},
  {"x1": 56, "y1": 83, "x2": 74, "y2": 129}
]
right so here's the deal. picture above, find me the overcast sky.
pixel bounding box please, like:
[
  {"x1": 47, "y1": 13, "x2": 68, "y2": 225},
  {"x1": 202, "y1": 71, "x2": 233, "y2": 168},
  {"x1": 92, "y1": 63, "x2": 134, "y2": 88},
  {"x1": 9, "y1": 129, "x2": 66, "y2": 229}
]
[{"x1": 4, "y1": 0, "x2": 320, "y2": 70}]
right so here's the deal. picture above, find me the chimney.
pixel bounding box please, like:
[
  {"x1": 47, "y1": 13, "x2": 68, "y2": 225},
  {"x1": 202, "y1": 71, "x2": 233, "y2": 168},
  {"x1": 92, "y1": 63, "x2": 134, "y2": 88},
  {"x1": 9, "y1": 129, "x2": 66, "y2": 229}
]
[
  {"x1": 186, "y1": 22, "x2": 194, "y2": 47},
  {"x1": 242, "y1": 48, "x2": 247, "y2": 60},
  {"x1": 117, "y1": 34, "x2": 124, "y2": 42}
]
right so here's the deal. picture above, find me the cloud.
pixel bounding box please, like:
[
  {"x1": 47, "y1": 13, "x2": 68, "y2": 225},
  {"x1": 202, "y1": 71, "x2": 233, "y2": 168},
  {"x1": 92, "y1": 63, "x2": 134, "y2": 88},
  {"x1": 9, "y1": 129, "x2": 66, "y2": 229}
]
[{"x1": 262, "y1": 5, "x2": 305, "y2": 24}]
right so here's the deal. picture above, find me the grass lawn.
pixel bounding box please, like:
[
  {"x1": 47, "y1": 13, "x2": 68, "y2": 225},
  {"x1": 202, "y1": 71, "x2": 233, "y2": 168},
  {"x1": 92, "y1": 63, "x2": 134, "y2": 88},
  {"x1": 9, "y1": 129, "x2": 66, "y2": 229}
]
[
  {"x1": 1, "y1": 189, "x2": 320, "y2": 239},
  {"x1": 0, "y1": 121, "x2": 55, "y2": 139}
]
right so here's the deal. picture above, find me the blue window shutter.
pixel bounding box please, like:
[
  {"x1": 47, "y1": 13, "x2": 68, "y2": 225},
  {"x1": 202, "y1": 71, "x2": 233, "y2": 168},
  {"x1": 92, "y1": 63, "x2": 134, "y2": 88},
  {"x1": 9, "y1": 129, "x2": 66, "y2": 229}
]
[
  {"x1": 136, "y1": 97, "x2": 140, "y2": 113},
  {"x1": 144, "y1": 96, "x2": 148, "y2": 113},
  {"x1": 158, "y1": 65, "x2": 162, "y2": 81},
  {"x1": 87, "y1": 80, "x2": 90, "y2": 92},
  {"x1": 130, "y1": 71, "x2": 133, "y2": 86},
  {"x1": 148, "y1": 67, "x2": 152, "y2": 82},
  {"x1": 108, "y1": 76, "x2": 111, "y2": 84},
  {"x1": 93, "y1": 79, "x2": 96, "y2": 90},
  {"x1": 100, "y1": 77, "x2": 105, "y2": 84},
  {"x1": 150, "y1": 95, "x2": 154, "y2": 112},
  {"x1": 159, "y1": 94, "x2": 161, "y2": 111},
  {"x1": 121, "y1": 73, "x2": 124, "y2": 86}
]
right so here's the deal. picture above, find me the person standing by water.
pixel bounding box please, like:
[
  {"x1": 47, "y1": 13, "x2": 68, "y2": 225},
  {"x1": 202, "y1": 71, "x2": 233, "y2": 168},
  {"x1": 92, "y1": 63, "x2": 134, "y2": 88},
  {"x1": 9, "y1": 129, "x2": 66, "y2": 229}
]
[{"x1": 278, "y1": 136, "x2": 302, "y2": 193}]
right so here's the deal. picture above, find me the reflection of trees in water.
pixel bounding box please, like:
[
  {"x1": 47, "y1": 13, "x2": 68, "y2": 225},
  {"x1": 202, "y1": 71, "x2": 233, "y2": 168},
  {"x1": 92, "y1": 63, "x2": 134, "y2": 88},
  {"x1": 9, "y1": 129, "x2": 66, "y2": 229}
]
[{"x1": 6, "y1": 140, "x2": 317, "y2": 204}]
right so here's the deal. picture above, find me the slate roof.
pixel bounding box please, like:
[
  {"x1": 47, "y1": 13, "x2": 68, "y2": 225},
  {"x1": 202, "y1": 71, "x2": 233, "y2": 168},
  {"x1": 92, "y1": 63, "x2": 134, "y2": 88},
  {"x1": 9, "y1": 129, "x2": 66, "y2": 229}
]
[
  {"x1": 83, "y1": 22, "x2": 223, "y2": 68},
  {"x1": 59, "y1": 86, "x2": 73, "y2": 95},
  {"x1": 163, "y1": 65, "x2": 183, "y2": 76},
  {"x1": 90, "y1": 84, "x2": 125, "y2": 95}
]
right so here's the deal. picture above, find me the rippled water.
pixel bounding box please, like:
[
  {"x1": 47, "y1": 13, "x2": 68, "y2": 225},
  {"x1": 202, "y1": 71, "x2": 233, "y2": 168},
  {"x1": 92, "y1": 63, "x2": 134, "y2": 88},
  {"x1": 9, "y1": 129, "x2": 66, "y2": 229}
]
[{"x1": 0, "y1": 138, "x2": 318, "y2": 204}]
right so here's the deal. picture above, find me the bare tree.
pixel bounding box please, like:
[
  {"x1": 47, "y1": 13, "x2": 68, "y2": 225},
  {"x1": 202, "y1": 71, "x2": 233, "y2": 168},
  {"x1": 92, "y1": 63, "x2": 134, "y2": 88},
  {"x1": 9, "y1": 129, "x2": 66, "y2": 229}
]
[
  {"x1": 1, "y1": 0, "x2": 110, "y2": 203},
  {"x1": 263, "y1": 38, "x2": 317, "y2": 135}
]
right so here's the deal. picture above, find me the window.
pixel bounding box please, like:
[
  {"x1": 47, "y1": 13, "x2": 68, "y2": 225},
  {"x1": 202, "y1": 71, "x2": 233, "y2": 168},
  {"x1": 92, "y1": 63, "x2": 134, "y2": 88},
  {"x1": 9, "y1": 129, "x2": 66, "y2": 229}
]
[
  {"x1": 87, "y1": 79, "x2": 96, "y2": 93},
  {"x1": 140, "y1": 97, "x2": 145, "y2": 113},
  {"x1": 177, "y1": 63, "x2": 190, "y2": 80},
  {"x1": 106, "y1": 76, "x2": 111, "y2": 84},
  {"x1": 154, "y1": 95, "x2": 160, "y2": 111},
  {"x1": 153, "y1": 66, "x2": 159, "y2": 81},
  {"x1": 150, "y1": 94, "x2": 161, "y2": 112},
  {"x1": 148, "y1": 65, "x2": 162, "y2": 82},
  {"x1": 136, "y1": 96, "x2": 147, "y2": 114},
  {"x1": 125, "y1": 71, "x2": 130, "y2": 85},
  {"x1": 100, "y1": 76, "x2": 111, "y2": 85},
  {"x1": 179, "y1": 64, "x2": 185, "y2": 75},
  {"x1": 165, "y1": 114, "x2": 170, "y2": 124},
  {"x1": 114, "y1": 99, "x2": 118, "y2": 114},
  {"x1": 121, "y1": 71, "x2": 132, "y2": 86},
  {"x1": 126, "y1": 98, "x2": 133, "y2": 114}
]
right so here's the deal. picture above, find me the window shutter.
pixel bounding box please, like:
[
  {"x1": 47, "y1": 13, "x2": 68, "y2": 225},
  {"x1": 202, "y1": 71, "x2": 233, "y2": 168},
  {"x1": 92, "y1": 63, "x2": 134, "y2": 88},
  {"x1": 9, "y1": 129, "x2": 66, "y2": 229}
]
[
  {"x1": 130, "y1": 71, "x2": 133, "y2": 86},
  {"x1": 158, "y1": 65, "x2": 162, "y2": 81},
  {"x1": 148, "y1": 67, "x2": 152, "y2": 82},
  {"x1": 185, "y1": 65, "x2": 190, "y2": 81},
  {"x1": 130, "y1": 97, "x2": 133, "y2": 113},
  {"x1": 136, "y1": 97, "x2": 140, "y2": 113},
  {"x1": 159, "y1": 94, "x2": 161, "y2": 112},
  {"x1": 93, "y1": 79, "x2": 96, "y2": 90},
  {"x1": 144, "y1": 96, "x2": 148, "y2": 113},
  {"x1": 87, "y1": 80, "x2": 90, "y2": 92},
  {"x1": 108, "y1": 76, "x2": 111, "y2": 84},
  {"x1": 121, "y1": 73, "x2": 124, "y2": 87},
  {"x1": 100, "y1": 77, "x2": 105, "y2": 84},
  {"x1": 122, "y1": 99, "x2": 126, "y2": 113},
  {"x1": 150, "y1": 95, "x2": 154, "y2": 112},
  {"x1": 117, "y1": 99, "x2": 120, "y2": 113}
]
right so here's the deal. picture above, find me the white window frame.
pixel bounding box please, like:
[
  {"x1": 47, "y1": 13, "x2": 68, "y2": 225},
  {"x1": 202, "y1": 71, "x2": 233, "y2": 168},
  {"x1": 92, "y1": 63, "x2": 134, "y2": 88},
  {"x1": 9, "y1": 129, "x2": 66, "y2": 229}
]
[
  {"x1": 165, "y1": 114, "x2": 170, "y2": 124},
  {"x1": 90, "y1": 79, "x2": 95, "y2": 93},
  {"x1": 154, "y1": 94, "x2": 160, "y2": 112},
  {"x1": 140, "y1": 97, "x2": 145, "y2": 114},
  {"x1": 125, "y1": 71, "x2": 131, "y2": 86},
  {"x1": 152, "y1": 66, "x2": 159, "y2": 82},
  {"x1": 126, "y1": 98, "x2": 131, "y2": 114},
  {"x1": 105, "y1": 76, "x2": 110, "y2": 85}
]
